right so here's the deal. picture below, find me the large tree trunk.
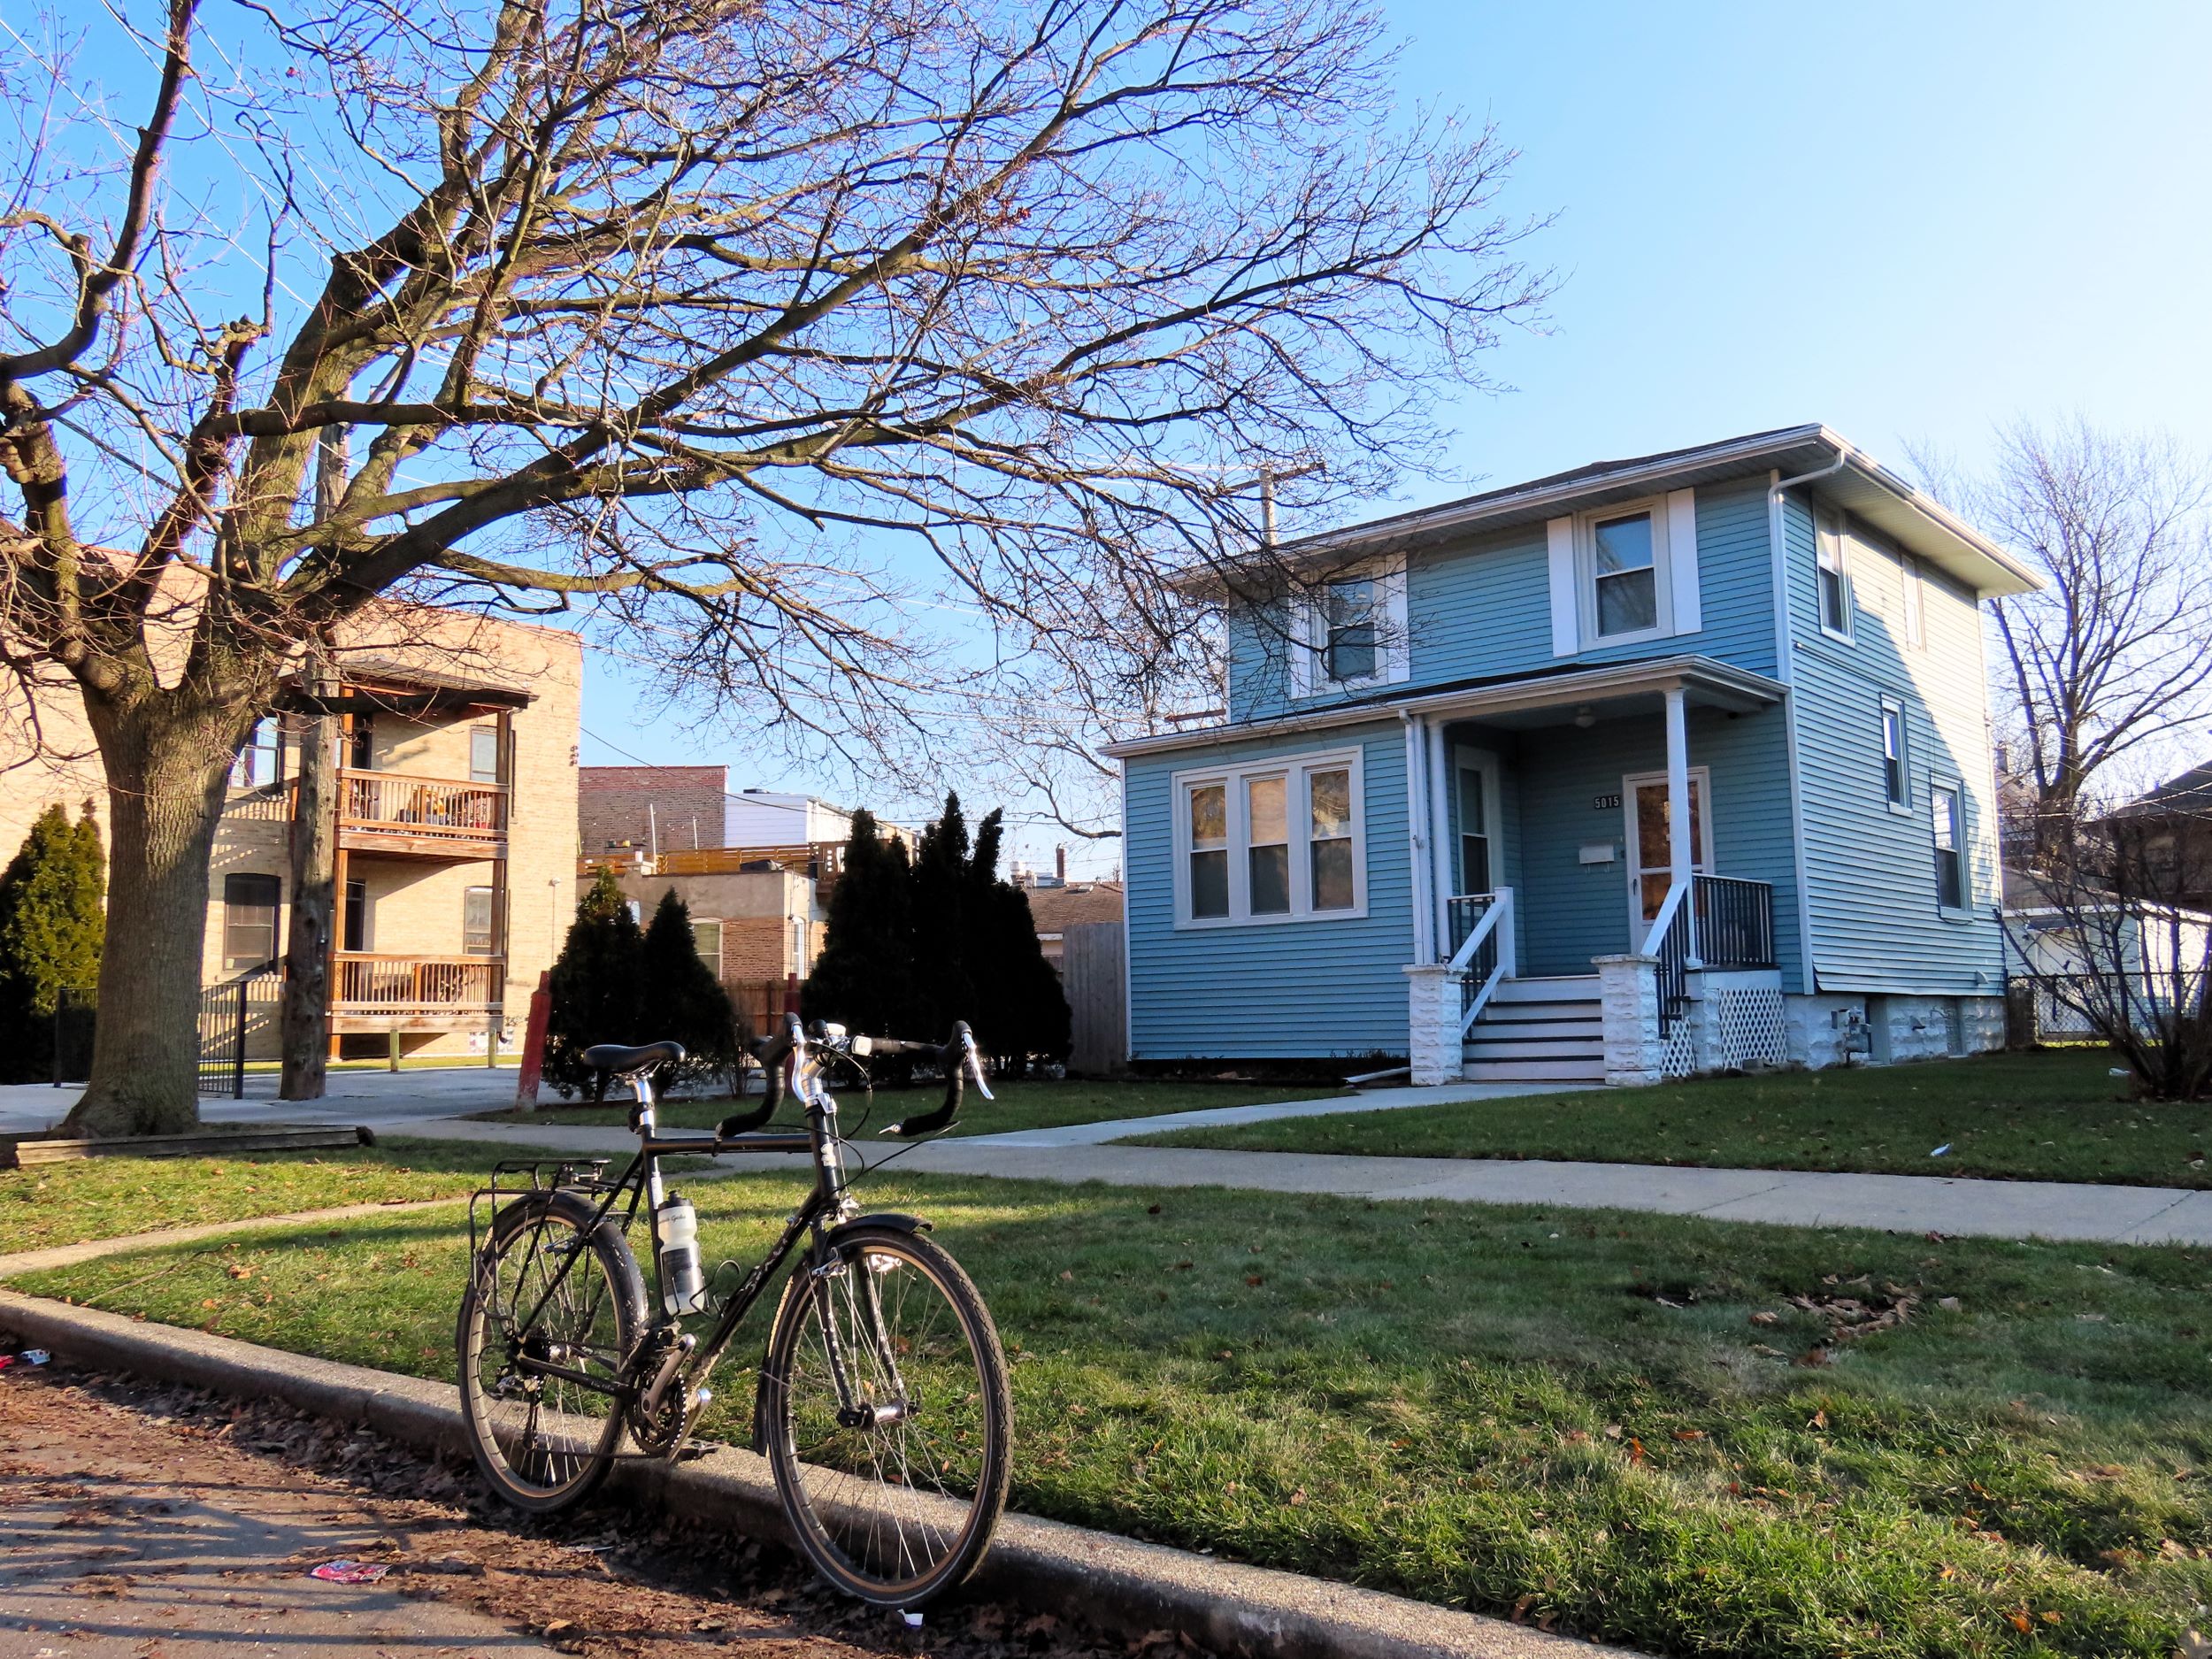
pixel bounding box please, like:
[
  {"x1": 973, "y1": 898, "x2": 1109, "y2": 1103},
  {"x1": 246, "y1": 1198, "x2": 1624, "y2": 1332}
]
[
  {"x1": 61, "y1": 693, "x2": 243, "y2": 1137},
  {"x1": 280, "y1": 691, "x2": 337, "y2": 1100}
]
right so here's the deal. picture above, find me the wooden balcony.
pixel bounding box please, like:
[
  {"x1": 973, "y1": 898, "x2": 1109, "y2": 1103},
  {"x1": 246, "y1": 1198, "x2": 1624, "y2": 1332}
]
[
  {"x1": 331, "y1": 952, "x2": 503, "y2": 1031},
  {"x1": 339, "y1": 768, "x2": 507, "y2": 862}
]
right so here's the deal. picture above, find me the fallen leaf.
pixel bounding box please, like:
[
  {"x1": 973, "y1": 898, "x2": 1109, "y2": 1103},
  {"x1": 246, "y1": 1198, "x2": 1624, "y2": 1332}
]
[
  {"x1": 1602, "y1": 1424, "x2": 1623, "y2": 1440},
  {"x1": 1672, "y1": 1429, "x2": 1707, "y2": 1442},
  {"x1": 1809, "y1": 1409, "x2": 1829, "y2": 1430},
  {"x1": 1626, "y1": 1437, "x2": 1647, "y2": 1465},
  {"x1": 1748, "y1": 1310, "x2": 1780, "y2": 1327},
  {"x1": 1938, "y1": 1296, "x2": 1962, "y2": 1312}
]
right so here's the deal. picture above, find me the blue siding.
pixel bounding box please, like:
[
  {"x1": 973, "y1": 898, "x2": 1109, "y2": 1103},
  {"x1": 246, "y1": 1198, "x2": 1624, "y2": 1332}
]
[
  {"x1": 1125, "y1": 720, "x2": 1414, "y2": 1060},
  {"x1": 1233, "y1": 474, "x2": 1780, "y2": 723},
  {"x1": 1782, "y1": 495, "x2": 2007, "y2": 993}
]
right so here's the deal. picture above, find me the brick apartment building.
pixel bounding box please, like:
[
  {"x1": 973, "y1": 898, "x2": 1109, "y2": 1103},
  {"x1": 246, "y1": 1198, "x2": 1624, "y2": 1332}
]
[{"x1": 0, "y1": 608, "x2": 581, "y2": 1063}]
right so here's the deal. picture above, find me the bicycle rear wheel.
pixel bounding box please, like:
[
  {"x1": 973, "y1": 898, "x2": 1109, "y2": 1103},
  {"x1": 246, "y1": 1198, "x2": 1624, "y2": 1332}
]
[
  {"x1": 456, "y1": 1190, "x2": 646, "y2": 1513},
  {"x1": 761, "y1": 1225, "x2": 1011, "y2": 1607}
]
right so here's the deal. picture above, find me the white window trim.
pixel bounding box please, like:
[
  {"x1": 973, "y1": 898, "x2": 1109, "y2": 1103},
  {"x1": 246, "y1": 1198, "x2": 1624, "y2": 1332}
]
[
  {"x1": 1928, "y1": 774, "x2": 1973, "y2": 919},
  {"x1": 1287, "y1": 560, "x2": 1408, "y2": 700},
  {"x1": 1815, "y1": 511, "x2": 1855, "y2": 643},
  {"x1": 1171, "y1": 746, "x2": 1368, "y2": 928},
  {"x1": 1879, "y1": 696, "x2": 1912, "y2": 815},
  {"x1": 1575, "y1": 494, "x2": 1675, "y2": 649}
]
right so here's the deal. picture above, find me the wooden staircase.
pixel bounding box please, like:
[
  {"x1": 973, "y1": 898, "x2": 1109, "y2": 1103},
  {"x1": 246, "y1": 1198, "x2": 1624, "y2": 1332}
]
[{"x1": 1461, "y1": 974, "x2": 1605, "y2": 1083}]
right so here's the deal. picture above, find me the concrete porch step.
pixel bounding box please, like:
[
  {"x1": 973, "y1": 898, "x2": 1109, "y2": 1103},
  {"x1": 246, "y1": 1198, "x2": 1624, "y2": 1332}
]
[
  {"x1": 1461, "y1": 1037, "x2": 1605, "y2": 1062},
  {"x1": 1462, "y1": 1056, "x2": 1606, "y2": 1083}
]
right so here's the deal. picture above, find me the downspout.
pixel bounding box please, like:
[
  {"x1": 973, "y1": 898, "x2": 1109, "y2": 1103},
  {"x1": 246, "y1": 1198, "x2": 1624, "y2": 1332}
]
[{"x1": 1769, "y1": 451, "x2": 1849, "y2": 999}]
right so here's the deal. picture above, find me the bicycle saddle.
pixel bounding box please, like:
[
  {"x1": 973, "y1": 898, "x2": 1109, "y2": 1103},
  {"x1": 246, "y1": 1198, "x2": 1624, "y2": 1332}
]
[{"x1": 581, "y1": 1039, "x2": 686, "y2": 1074}]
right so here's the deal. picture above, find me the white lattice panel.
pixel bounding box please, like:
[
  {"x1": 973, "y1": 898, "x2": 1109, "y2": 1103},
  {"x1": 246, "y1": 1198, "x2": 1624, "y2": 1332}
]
[
  {"x1": 1713, "y1": 987, "x2": 1788, "y2": 1070},
  {"x1": 1661, "y1": 1022, "x2": 1698, "y2": 1079}
]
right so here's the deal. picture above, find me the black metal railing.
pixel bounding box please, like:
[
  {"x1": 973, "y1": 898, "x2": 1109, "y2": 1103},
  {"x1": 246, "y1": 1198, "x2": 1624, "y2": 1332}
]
[
  {"x1": 197, "y1": 972, "x2": 281, "y2": 1098},
  {"x1": 1651, "y1": 890, "x2": 1691, "y2": 1035},
  {"x1": 1693, "y1": 875, "x2": 1777, "y2": 970}
]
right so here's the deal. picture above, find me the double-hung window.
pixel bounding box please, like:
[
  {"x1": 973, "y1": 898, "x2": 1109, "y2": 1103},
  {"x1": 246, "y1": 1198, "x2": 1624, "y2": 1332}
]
[
  {"x1": 469, "y1": 726, "x2": 501, "y2": 784},
  {"x1": 1592, "y1": 510, "x2": 1660, "y2": 637},
  {"x1": 223, "y1": 872, "x2": 280, "y2": 971},
  {"x1": 1879, "y1": 700, "x2": 1909, "y2": 810},
  {"x1": 1931, "y1": 784, "x2": 1967, "y2": 911},
  {"x1": 1290, "y1": 560, "x2": 1405, "y2": 696},
  {"x1": 1175, "y1": 749, "x2": 1365, "y2": 926},
  {"x1": 1816, "y1": 513, "x2": 1855, "y2": 640},
  {"x1": 463, "y1": 886, "x2": 498, "y2": 955},
  {"x1": 1323, "y1": 579, "x2": 1379, "y2": 682}
]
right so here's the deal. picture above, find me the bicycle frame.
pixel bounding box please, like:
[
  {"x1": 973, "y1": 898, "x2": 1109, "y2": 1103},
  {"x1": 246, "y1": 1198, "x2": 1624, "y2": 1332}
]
[{"x1": 492, "y1": 1034, "x2": 878, "y2": 1417}]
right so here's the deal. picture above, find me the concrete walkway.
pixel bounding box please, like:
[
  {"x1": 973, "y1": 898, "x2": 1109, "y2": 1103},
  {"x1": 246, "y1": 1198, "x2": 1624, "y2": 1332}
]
[{"x1": 336, "y1": 1106, "x2": 2212, "y2": 1248}]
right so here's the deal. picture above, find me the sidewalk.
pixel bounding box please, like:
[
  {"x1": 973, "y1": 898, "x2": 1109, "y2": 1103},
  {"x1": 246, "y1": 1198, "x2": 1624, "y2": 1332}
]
[{"x1": 359, "y1": 1102, "x2": 2212, "y2": 1248}]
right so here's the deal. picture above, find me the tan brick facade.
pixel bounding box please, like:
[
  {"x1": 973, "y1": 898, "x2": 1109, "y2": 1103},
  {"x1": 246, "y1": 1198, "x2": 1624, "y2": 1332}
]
[{"x1": 0, "y1": 608, "x2": 581, "y2": 1062}]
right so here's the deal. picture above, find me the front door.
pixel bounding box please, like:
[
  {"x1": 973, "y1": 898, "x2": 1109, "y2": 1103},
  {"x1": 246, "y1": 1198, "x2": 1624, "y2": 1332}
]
[{"x1": 1622, "y1": 768, "x2": 1711, "y2": 940}]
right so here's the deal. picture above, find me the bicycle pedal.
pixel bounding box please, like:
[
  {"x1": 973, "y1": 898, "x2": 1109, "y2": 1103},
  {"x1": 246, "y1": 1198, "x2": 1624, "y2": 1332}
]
[{"x1": 675, "y1": 1440, "x2": 715, "y2": 1462}]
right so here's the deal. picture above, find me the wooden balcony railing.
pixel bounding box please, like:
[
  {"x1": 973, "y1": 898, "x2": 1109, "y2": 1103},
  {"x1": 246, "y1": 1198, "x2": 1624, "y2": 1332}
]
[
  {"x1": 340, "y1": 769, "x2": 507, "y2": 841},
  {"x1": 580, "y1": 841, "x2": 849, "y2": 894},
  {"x1": 333, "y1": 953, "x2": 503, "y2": 1014}
]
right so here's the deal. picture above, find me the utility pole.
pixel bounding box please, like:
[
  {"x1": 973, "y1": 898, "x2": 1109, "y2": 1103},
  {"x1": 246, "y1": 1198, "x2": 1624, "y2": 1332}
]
[{"x1": 279, "y1": 426, "x2": 349, "y2": 1101}]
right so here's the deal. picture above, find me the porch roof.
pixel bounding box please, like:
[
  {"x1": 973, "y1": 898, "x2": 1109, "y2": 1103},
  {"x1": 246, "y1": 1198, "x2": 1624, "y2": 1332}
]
[{"x1": 1099, "y1": 654, "x2": 1785, "y2": 758}]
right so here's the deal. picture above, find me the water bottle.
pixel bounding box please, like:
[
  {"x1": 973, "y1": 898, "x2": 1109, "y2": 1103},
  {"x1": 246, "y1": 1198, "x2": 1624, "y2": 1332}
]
[{"x1": 657, "y1": 1195, "x2": 706, "y2": 1316}]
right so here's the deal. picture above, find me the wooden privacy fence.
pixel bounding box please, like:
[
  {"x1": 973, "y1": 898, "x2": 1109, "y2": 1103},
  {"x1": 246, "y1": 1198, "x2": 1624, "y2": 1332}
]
[
  {"x1": 1060, "y1": 921, "x2": 1126, "y2": 1076},
  {"x1": 728, "y1": 973, "x2": 803, "y2": 1040}
]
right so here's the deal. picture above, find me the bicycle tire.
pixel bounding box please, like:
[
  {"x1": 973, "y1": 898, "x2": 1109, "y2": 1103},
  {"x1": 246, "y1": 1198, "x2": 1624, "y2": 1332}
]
[
  {"x1": 456, "y1": 1188, "x2": 648, "y2": 1514},
  {"x1": 760, "y1": 1225, "x2": 1011, "y2": 1607}
]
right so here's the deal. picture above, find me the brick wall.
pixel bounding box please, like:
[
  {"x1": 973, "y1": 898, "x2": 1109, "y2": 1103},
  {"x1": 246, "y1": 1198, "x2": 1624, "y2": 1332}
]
[{"x1": 580, "y1": 765, "x2": 726, "y2": 854}]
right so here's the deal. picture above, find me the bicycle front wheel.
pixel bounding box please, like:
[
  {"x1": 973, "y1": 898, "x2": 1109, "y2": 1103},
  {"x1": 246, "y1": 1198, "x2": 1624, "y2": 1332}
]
[
  {"x1": 761, "y1": 1225, "x2": 1011, "y2": 1607},
  {"x1": 456, "y1": 1190, "x2": 646, "y2": 1513}
]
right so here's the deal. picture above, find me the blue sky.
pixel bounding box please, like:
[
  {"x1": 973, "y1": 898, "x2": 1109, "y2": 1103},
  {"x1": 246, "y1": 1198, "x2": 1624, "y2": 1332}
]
[{"x1": 585, "y1": 0, "x2": 2212, "y2": 869}]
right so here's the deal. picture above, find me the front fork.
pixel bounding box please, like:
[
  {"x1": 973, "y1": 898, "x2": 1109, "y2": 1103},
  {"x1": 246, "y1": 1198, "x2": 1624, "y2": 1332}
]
[{"x1": 809, "y1": 1233, "x2": 914, "y2": 1429}]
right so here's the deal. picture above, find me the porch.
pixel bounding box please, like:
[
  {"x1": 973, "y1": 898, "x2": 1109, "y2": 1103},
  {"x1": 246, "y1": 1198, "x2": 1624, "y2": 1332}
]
[{"x1": 1396, "y1": 657, "x2": 1792, "y2": 1085}]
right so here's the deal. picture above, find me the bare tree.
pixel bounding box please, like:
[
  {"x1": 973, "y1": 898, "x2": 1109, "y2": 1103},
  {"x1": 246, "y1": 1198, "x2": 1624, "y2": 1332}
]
[
  {"x1": 1916, "y1": 419, "x2": 2212, "y2": 851},
  {"x1": 2005, "y1": 802, "x2": 2212, "y2": 1101},
  {"x1": 0, "y1": 0, "x2": 1546, "y2": 1133}
]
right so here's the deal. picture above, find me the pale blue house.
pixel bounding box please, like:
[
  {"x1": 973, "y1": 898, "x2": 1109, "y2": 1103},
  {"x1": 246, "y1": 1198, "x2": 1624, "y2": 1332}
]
[{"x1": 1104, "y1": 427, "x2": 2040, "y2": 1085}]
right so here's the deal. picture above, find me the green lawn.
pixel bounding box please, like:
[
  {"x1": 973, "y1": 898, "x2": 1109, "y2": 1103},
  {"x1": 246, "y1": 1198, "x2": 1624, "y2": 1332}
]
[
  {"x1": 476, "y1": 1077, "x2": 1343, "y2": 1138},
  {"x1": 0, "y1": 1138, "x2": 626, "y2": 1254},
  {"x1": 1133, "y1": 1050, "x2": 2212, "y2": 1188},
  {"x1": 14, "y1": 1170, "x2": 2210, "y2": 1658}
]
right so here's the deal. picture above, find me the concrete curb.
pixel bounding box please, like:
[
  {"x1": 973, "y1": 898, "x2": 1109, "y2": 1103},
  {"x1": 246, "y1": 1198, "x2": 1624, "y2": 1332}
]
[{"x1": 0, "y1": 1288, "x2": 1629, "y2": 1659}]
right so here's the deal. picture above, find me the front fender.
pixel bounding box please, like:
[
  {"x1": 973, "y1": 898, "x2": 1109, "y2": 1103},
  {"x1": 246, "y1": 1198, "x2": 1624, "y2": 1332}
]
[{"x1": 824, "y1": 1211, "x2": 933, "y2": 1247}]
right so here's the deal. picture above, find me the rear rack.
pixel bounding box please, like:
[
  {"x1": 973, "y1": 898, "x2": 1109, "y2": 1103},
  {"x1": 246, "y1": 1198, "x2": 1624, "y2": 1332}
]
[{"x1": 466, "y1": 1156, "x2": 618, "y2": 1259}]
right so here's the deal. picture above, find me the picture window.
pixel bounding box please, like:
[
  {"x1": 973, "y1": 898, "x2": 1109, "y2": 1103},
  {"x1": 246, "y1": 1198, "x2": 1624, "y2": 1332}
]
[{"x1": 1176, "y1": 749, "x2": 1365, "y2": 926}]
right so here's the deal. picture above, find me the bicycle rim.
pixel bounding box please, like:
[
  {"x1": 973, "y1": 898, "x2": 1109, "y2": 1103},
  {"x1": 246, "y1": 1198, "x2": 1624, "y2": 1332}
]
[
  {"x1": 766, "y1": 1231, "x2": 1010, "y2": 1606},
  {"x1": 460, "y1": 1204, "x2": 633, "y2": 1509}
]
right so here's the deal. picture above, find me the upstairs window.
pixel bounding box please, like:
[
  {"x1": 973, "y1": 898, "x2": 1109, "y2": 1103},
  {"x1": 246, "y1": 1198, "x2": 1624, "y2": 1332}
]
[
  {"x1": 1175, "y1": 749, "x2": 1366, "y2": 926},
  {"x1": 1931, "y1": 784, "x2": 1967, "y2": 910},
  {"x1": 1880, "y1": 700, "x2": 1909, "y2": 809},
  {"x1": 469, "y1": 726, "x2": 501, "y2": 784},
  {"x1": 1592, "y1": 511, "x2": 1659, "y2": 637},
  {"x1": 1287, "y1": 560, "x2": 1406, "y2": 697},
  {"x1": 347, "y1": 717, "x2": 374, "y2": 772},
  {"x1": 1816, "y1": 513, "x2": 1855, "y2": 640},
  {"x1": 1323, "y1": 579, "x2": 1379, "y2": 682},
  {"x1": 231, "y1": 718, "x2": 282, "y2": 787}
]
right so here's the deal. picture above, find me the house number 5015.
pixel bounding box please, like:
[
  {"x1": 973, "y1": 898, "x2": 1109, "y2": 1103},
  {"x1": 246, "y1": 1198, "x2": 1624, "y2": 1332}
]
[{"x1": 1593, "y1": 792, "x2": 1621, "y2": 810}]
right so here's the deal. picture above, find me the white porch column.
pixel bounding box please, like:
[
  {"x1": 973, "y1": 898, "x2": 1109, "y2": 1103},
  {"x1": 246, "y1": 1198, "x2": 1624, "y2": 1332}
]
[
  {"x1": 1402, "y1": 714, "x2": 1432, "y2": 964},
  {"x1": 1663, "y1": 684, "x2": 1697, "y2": 963}
]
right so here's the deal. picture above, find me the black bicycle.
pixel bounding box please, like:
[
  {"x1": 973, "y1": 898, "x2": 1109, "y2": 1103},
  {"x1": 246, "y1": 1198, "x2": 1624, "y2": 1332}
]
[{"x1": 455, "y1": 1013, "x2": 1012, "y2": 1609}]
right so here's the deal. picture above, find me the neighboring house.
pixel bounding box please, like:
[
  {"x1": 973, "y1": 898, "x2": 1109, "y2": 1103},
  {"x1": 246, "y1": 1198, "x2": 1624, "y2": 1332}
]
[
  {"x1": 1107, "y1": 426, "x2": 2039, "y2": 1085},
  {"x1": 612, "y1": 863, "x2": 823, "y2": 1026},
  {"x1": 2114, "y1": 762, "x2": 2212, "y2": 911},
  {"x1": 580, "y1": 764, "x2": 729, "y2": 857},
  {"x1": 0, "y1": 609, "x2": 582, "y2": 1062},
  {"x1": 2001, "y1": 869, "x2": 2211, "y2": 1041},
  {"x1": 1018, "y1": 877, "x2": 1126, "y2": 971}
]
